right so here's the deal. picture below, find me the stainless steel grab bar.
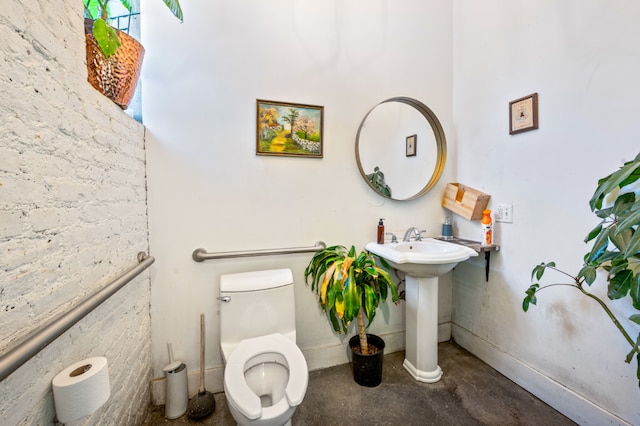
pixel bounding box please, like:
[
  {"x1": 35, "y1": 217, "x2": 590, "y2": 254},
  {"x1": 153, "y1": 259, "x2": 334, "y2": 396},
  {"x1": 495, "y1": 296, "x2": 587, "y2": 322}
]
[
  {"x1": 0, "y1": 252, "x2": 155, "y2": 383},
  {"x1": 192, "y1": 241, "x2": 326, "y2": 262}
]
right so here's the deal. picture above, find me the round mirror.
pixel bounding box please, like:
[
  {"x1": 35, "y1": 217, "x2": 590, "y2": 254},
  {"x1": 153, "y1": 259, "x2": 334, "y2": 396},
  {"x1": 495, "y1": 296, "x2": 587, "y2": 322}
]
[{"x1": 355, "y1": 97, "x2": 447, "y2": 200}]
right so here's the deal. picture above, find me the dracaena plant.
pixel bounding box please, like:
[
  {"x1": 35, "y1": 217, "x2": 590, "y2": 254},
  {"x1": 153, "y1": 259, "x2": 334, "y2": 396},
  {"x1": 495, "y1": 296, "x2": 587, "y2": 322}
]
[
  {"x1": 523, "y1": 152, "x2": 640, "y2": 387},
  {"x1": 304, "y1": 245, "x2": 399, "y2": 355},
  {"x1": 84, "y1": 0, "x2": 183, "y2": 57}
]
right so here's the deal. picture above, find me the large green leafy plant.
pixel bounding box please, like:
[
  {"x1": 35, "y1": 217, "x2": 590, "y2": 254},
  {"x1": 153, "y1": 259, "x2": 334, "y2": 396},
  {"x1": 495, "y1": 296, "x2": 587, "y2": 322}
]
[
  {"x1": 304, "y1": 245, "x2": 399, "y2": 355},
  {"x1": 523, "y1": 152, "x2": 640, "y2": 387},
  {"x1": 84, "y1": 0, "x2": 183, "y2": 57}
]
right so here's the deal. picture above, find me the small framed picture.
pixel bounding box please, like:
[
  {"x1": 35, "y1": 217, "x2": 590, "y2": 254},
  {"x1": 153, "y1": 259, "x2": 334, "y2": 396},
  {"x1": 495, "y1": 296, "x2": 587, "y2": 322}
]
[
  {"x1": 256, "y1": 99, "x2": 323, "y2": 158},
  {"x1": 509, "y1": 93, "x2": 538, "y2": 135},
  {"x1": 406, "y1": 134, "x2": 417, "y2": 157}
]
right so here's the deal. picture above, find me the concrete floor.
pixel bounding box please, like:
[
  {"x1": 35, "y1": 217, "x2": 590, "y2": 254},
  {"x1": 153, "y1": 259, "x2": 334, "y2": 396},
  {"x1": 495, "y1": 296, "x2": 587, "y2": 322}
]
[{"x1": 143, "y1": 341, "x2": 575, "y2": 425}]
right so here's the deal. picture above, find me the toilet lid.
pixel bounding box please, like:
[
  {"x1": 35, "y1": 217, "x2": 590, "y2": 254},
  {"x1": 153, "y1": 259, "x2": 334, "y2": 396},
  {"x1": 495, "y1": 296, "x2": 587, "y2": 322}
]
[{"x1": 224, "y1": 333, "x2": 308, "y2": 420}]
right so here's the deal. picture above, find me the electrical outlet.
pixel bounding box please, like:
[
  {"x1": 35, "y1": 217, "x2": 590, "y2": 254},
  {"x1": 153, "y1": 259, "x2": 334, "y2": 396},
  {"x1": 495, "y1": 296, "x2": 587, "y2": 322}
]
[{"x1": 495, "y1": 204, "x2": 513, "y2": 223}]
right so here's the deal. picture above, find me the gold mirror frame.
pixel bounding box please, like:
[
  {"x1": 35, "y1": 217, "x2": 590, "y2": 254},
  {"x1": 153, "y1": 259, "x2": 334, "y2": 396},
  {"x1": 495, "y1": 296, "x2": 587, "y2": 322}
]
[{"x1": 355, "y1": 97, "x2": 447, "y2": 201}]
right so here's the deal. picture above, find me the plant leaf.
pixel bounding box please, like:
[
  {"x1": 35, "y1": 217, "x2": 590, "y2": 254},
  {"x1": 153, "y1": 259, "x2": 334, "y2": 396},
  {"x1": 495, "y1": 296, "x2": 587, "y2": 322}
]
[
  {"x1": 531, "y1": 263, "x2": 551, "y2": 282},
  {"x1": 630, "y1": 275, "x2": 640, "y2": 310},
  {"x1": 120, "y1": 0, "x2": 133, "y2": 13},
  {"x1": 326, "y1": 284, "x2": 337, "y2": 312},
  {"x1": 623, "y1": 229, "x2": 640, "y2": 259},
  {"x1": 630, "y1": 315, "x2": 640, "y2": 326},
  {"x1": 92, "y1": 18, "x2": 120, "y2": 57},
  {"x1": 522, "y1": 283, "x2": 539, "y2": 312},
  {"x1": 377, "y1": 255, "x2": 393, "y2": 270},
  {"x1": 589, "y1": 160, "x2": 640, "y2": 211},
  {"x1": 328, "y1": 309, "x2": 341, "y2": 334},
  {"x1": 613, "y1": 200, "x2": 640, "y2": 234},
  {"x1": 607, "y1": 257, "x2": 629, "y2": 276},
  {"x1": 607, "y1": 269, "x2": 633, "y2": 300},
  {"x1": 84, "y1": 0, "x2": 101, "y2": 19},
  {"x1": 319, "y1": 263, "x2": 336, "y2": 303},
  {"x1": 585, "y1": 228, "x2": 610, "y2": 264},
  {"x1": 334, "y1": 293, "x2": 345, "y2": 319},
  {"x1": 609, "y1": 224, "x2": 633, "y2": 253},
  {"x1": 162, "y1": 0, "x2": 184, "y2": 21},
  {"x1": 363, "y1": 285, "x2": 376, "y2": 323},
  {"x1": 594, "y1": 207, "x2": 614, "y2": 219},
  {"x1": 578, "y1": 265, "x2": 597, "y2": 285},
  {"x1": 612, "y1": 192, "x2": 637, "y2": 216},
  {"x1": 343, "y1": 270, "x2": 358, "y2": 323},
  {"x1": 584, "y1": 223, "x2": 603, "y2": 243}
]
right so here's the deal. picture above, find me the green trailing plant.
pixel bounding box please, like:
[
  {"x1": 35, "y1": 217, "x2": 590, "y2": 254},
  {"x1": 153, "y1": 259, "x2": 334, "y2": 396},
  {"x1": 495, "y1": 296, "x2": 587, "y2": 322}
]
[
  {"x1": 84, "y1": 0, "x2": 183, "y2": 57},
  {"x1": 304, "y1": 245, "x2": 399, "y2": 355},
  {"x1": 523, "y1": 152, "x2": 640, "y2": 387}
]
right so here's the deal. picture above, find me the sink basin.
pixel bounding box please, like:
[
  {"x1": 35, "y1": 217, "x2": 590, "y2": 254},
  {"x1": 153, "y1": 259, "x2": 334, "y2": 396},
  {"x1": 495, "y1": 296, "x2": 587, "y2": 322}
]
[
  {"x1": 366, "y1": 237, "x2": 478, "y2": 383},
  {"x1": 365, "y1": 238, "x2": 477, "y2": 278}
]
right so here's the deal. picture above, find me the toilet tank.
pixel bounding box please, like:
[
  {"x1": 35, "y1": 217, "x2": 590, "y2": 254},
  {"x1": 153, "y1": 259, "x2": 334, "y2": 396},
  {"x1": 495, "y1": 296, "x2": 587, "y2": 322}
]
[{"x1": 219, "y1": 269, "x2": 297, "y2": 359}]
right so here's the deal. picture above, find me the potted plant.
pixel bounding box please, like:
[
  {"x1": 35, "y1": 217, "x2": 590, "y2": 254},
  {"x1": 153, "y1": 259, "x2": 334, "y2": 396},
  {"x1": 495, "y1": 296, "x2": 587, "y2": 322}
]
[
  {"x1": 83, "y1": 0, "x2": 183, "y2": 108},
  {"x1": 304, "y1": 245, "x2": 399, "y2": 387},
  {"x1": 523, "y1": 152, "x2": 640, "y2": 387}
]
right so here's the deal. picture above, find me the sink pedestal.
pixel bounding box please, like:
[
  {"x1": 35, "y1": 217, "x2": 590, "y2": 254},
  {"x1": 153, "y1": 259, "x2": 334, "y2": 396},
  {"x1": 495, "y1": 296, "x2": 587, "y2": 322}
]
[
  {"x1": 403, "y1": 275, "x2": 442, "y2": 383},
  {"x1": 364, "y1": 238, "x2": 478, "y2": 384}
]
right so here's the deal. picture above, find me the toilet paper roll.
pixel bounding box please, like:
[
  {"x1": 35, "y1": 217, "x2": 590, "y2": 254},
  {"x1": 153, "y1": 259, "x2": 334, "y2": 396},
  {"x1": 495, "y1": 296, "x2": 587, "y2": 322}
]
[{"x1": 52, "y1": 357, "x2": 110, "y2": 423}]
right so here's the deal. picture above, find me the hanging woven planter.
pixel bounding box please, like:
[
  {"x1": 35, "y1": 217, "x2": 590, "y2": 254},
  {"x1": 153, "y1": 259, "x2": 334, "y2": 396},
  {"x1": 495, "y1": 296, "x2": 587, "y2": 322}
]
[{"x1": 84, "y1": 18, "x2": 145, "y2": 109}]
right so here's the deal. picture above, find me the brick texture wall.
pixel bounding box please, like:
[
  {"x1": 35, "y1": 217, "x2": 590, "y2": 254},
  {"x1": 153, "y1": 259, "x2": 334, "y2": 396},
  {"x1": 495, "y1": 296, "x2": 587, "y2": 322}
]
[{"x1": 1, "y1": 2, "x2": 151, "y2": 424}]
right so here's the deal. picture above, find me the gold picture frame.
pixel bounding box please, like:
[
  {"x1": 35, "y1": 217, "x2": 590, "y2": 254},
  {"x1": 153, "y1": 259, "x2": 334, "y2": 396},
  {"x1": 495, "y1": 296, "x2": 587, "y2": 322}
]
[
  {"x1": 509, "y1": 93, "x2": 538, "y2": 135},
  {"x1": 256, "y1": 99, "x2": 324, "y2": 158}
]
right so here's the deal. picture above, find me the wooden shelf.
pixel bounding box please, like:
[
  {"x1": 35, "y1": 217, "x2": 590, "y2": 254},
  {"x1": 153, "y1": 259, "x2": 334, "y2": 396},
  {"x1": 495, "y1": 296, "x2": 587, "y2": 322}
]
[{"x1": 436, "y1": 237, "x2": 499, "y2": 281}]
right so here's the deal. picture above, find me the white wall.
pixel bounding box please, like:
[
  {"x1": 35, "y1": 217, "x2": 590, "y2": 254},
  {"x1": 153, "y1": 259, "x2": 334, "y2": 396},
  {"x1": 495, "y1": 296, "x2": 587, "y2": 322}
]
[
  {"x1": 0, "y1": 1, "x2": 151, "y2": 424},
  {"x1": 452, "y1": 1, "x2": 639, "y2": 424},
  {"x1": 142, "y1": 0, "x2": 454, "y2": 401}
]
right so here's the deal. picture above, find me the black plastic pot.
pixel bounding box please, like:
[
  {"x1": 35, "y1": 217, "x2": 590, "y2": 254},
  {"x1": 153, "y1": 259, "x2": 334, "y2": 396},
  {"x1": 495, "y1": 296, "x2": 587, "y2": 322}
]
[{"x1": 349, "y1": 334, "x2": 385, "y2": 387}]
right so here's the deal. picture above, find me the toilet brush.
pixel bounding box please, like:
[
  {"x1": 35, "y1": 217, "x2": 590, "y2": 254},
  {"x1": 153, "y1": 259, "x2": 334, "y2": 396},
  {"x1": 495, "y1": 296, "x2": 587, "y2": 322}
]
[
  {"x1": 163, "y1": 342, "x2": 188, "y2": 419},
  {"x1": 187, "y1": 313, "x2": 216, "y2": 420}
]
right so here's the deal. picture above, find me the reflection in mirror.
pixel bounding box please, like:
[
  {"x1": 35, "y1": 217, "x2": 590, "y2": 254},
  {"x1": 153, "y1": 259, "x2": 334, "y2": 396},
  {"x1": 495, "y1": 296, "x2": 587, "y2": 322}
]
[{"x1": 356, "y1": 98, "x2": 446, "y2": 200}]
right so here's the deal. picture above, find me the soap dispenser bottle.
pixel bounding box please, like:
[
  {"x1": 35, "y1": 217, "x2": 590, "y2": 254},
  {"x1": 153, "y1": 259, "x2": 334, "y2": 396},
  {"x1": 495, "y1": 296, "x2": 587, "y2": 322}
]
[
  {"x1": 377, "y1": 218, "x2": 385, "y2": 244},
  {"x1": 442, "y1": 217, "x2": 453, "y2": 240}
]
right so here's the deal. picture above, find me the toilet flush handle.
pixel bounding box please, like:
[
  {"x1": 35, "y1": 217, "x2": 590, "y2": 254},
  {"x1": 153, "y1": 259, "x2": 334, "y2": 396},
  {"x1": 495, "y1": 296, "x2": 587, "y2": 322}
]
[{"x1": 217, "y1": 296, "x2": 231, "y2": 303}]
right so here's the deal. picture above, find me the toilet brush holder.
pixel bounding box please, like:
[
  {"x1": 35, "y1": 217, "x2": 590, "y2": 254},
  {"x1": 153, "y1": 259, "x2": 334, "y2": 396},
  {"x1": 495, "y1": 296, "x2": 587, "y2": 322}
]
[{"x1": 164, "y1": 343, "x2": 188, "y2": 419}]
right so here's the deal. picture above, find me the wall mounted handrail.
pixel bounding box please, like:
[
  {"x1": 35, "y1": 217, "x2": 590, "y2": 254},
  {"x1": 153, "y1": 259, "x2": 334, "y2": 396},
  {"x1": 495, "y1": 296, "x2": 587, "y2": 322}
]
[
  {"x1": 192, "y1": 241, "x2": 326, "y2": 262},
  {"x1": 0, "y1": 252, "x2": 155, "y2": 383}
]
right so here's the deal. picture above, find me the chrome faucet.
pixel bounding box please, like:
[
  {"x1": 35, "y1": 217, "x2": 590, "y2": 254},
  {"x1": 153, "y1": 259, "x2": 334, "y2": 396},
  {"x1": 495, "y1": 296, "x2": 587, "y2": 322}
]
[{"x1": 403, "y1": 227, "x2": 426, "y2": 242}]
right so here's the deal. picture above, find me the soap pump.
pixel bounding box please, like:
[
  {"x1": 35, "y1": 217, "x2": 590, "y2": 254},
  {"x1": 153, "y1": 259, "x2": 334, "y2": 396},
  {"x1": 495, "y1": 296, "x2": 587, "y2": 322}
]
[{"x1": 377, "y1": 218, "x2": 385, "y2": 244}]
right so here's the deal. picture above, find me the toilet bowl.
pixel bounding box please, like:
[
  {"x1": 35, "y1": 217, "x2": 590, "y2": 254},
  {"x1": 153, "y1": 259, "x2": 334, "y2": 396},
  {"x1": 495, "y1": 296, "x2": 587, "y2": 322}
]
[{"x1": 224, "y1": 333, "x2": 308, "y2": 426}]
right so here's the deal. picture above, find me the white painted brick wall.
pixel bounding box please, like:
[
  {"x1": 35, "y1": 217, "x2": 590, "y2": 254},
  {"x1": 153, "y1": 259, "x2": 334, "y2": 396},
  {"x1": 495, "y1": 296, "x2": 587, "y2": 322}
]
[{"x1": 1, "y1": 2, "x2": 151, "y2": 425}]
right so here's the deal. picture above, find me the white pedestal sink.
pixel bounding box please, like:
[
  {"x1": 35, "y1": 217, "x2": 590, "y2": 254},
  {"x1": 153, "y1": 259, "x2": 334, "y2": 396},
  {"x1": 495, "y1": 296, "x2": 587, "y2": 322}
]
[{"x1": 365, "y1": 238, "x2": 477, "y2": 383}]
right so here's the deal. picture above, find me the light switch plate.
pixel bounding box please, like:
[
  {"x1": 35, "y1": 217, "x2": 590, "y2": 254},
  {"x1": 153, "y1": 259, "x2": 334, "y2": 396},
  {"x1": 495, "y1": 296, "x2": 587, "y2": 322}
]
[{"x1": 496, "y1": 204, "x2": 513, "y2": 223}]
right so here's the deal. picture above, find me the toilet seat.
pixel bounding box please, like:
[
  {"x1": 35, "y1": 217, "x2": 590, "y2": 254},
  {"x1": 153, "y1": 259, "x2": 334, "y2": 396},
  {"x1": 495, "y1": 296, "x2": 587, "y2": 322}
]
[{"x1": 224, "y1": 333, "x2": 308, "y2": 421}]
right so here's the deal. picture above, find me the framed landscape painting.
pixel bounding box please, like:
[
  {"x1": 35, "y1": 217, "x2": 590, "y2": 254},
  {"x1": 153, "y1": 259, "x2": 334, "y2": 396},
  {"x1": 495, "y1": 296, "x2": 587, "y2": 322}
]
[{"x1": 256, "y1": 99, "x2": 324, "y2": 158}]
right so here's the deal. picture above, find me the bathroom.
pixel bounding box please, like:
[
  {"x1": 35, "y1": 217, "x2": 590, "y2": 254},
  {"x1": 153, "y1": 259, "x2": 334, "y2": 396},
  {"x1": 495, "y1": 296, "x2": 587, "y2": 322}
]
[{"x1": 1, "y1": 0, "x2": 639, "y2": 424}]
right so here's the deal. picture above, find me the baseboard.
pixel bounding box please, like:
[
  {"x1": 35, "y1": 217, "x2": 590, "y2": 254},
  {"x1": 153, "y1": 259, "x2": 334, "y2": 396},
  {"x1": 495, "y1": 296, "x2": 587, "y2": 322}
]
[{"x1": 451, "y1": 325, "x2": 629, "y2": 426}]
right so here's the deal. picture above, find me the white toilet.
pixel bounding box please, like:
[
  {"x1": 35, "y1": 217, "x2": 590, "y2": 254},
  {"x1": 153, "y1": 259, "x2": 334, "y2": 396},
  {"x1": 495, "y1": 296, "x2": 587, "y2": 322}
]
[{"x1": 219, "y1": 269, "x2": 308, "y2": 426}]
